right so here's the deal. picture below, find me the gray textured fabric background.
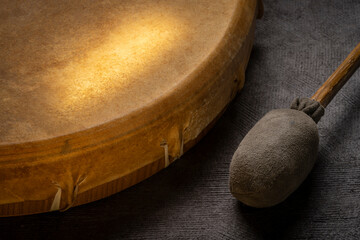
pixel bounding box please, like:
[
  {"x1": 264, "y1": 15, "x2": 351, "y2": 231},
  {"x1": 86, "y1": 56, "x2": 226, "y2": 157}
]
[{"x1": 1, "y1": 0, "x2": 360, "y2": 239}]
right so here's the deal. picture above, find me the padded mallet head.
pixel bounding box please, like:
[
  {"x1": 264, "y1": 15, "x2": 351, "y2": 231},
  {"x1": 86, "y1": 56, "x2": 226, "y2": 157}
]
[{"x1": 229, "y1": 98, "x2": 324, "y2": 207}]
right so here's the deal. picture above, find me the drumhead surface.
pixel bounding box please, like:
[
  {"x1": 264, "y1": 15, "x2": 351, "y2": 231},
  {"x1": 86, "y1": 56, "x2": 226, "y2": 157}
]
[{"x1": 1, "y1": 0, "x2": 239, "y2": 144}]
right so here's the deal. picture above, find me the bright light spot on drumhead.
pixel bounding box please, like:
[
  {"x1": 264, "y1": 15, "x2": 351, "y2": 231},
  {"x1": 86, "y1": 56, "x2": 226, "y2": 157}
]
[{"x1": 57, "y1": 14, "x2": 182, "y2": 112}]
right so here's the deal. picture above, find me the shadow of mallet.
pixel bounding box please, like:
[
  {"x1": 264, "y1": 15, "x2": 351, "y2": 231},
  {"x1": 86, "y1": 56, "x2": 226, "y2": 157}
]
[{"x1": 229, "y1": 43, "x2": 360, "y2": 208}]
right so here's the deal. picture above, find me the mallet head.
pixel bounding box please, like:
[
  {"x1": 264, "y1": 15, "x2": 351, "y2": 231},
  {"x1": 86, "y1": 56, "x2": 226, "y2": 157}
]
[{"x1": 229, "y1": 108, "x2": 319, "y2": 207}]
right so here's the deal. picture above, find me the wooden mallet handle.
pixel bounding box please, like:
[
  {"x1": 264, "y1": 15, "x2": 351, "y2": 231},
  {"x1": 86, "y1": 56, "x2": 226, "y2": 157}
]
[{"x1": 311, "y1": 43, "x2": 360, "y2": 108}]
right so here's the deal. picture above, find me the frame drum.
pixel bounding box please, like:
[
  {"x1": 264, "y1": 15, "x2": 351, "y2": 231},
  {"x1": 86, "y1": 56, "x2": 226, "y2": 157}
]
[{"x1": 0, "y1": 0, "x2": 261, "y2": 216}]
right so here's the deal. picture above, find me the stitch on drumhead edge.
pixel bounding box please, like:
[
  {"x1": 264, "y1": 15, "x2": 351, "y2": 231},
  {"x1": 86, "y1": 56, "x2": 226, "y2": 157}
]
[
  {"x1": 50, "y1": 183, "x2": 62, "y2": 211},
  {"x1": 160, "y1": 140, "x2": 169, "y2": 168},
  {"x1": 58, "y1": 176, "x2": 87, "y2": 212}
]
